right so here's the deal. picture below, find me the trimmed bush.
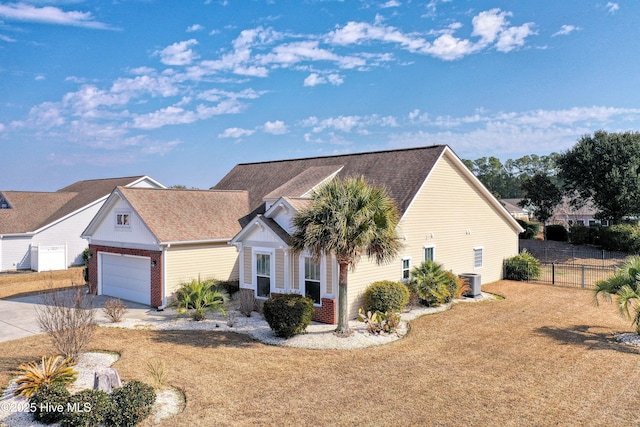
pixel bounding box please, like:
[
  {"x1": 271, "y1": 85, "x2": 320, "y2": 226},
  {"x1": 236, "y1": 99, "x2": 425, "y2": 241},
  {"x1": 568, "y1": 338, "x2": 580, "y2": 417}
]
[
  {"x1": 569, "y1": 225, "x2": 599, "y2": 245},
  {"x1": 107, "y1": 381, "x2": 156, "y2": 427},
  {"x1": 517, "y1": 219, "x2": 540, "y2": 240},
  {"x1": 263, "y1": 293, "x2": 314, "y2": 338},
  {"x1": 364, "y1": 280, "x2": 409, "y2": 313},
  {"x1": 504, "y1": 250, "x2": 541, "y2": 281},
  {"x1": 546, "y1": 224, "x2": 568, "y2": 242},
  {"x1": 30, "y1": 382, "x2": 70, "y2": 424},
  {"x1": 599, "y1": 224, "x2": 640, "y2": 252},
  {"x1": 60, "y1": 389, "x2": 114, "y2": 427}
]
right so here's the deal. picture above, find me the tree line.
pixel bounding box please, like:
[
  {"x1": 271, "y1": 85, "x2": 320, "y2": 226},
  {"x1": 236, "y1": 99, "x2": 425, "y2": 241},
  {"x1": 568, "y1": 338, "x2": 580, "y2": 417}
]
[{"x1": 464, "y1": 130, "x2": 640, "y2": 228}]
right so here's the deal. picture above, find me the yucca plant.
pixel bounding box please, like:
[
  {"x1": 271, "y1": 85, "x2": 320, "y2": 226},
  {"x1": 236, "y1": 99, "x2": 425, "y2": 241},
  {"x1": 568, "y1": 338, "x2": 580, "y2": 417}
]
[
  {"x1": 408, "y1": 260, "x2": 451, "y2": 306},
  {"x1": 594, "y1": 255, "x2": 640, "y2": 333},
  {"x1": 14, "y1": 355, "x2": 77, "y2": 398},
  {"x1": 170, "y1": 276, "x2": 228, "y2": 321}
]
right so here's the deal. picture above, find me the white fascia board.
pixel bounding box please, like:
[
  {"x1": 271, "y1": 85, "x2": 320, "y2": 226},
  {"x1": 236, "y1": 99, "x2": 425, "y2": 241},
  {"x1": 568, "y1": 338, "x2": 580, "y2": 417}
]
[{"x1": 160, "y1": 238, "x2": 231, "y2": 247}]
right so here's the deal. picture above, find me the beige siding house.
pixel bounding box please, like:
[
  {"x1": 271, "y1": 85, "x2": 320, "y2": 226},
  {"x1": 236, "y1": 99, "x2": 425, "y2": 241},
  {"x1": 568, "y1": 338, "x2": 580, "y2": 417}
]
[
  {"x1": 81, "y1": 187, "x2": 248, "y2": 307},
  {"x1": 222, "y1": 145, "x2": 523, "y2": 323}
]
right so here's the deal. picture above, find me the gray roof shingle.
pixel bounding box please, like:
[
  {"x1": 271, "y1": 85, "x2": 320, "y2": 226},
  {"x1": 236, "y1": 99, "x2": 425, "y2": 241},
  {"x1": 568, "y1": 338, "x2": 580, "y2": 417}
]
[{"x1": 213, "y1": 145, "x2": 447, "y2": 216}]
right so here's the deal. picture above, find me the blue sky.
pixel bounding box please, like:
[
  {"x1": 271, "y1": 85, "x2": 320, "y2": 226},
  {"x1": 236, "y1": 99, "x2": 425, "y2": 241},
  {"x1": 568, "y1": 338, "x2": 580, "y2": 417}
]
[{"x1": 1, "y1": 0, "x2": 639, "y2": 190}]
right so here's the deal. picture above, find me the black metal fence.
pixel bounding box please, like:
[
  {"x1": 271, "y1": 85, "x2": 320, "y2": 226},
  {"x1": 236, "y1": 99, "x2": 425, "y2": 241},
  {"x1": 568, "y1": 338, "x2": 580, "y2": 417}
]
[
  {"x1": 504, "y1": 259, "x2": 618, "y2": 289},
  {"x1": 535, "y1": 262, "x2": 617, "y2": 289}
]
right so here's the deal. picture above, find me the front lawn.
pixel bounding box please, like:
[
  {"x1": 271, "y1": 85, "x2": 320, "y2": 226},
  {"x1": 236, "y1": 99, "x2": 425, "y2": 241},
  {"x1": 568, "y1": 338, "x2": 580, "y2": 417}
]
[{"x1": 2, "y1": 281, "x2": 639, "y2": 426}]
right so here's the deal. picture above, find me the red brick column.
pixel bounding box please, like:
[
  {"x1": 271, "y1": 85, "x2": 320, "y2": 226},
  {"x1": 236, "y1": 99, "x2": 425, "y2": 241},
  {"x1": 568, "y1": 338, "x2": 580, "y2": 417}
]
[
  {"x1": 87, "y1": 244, "x2": 163, "y2": 308},
  {"x1": 313, "y1": 298, "x2": 336, "y2": 324}
]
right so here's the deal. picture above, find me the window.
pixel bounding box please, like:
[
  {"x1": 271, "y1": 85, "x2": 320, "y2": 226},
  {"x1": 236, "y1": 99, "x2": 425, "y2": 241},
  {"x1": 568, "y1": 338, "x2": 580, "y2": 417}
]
[
  {"x1": 473, "y1": 248, "x2": 483, "y2": 269},
  {"x1": 304, "y1": 257, "x2": 321, "y2": 304},
  {"x1": 115, "y1": 212, "x2": 130, "y2": 227},
  {"x1": 402, "y1": 258, "x2": 411, "y2": 281},
  {"x1": 424, "y1": 246, "x2": 435, "y2": 262},
  {"x1": 256, "y1": 253, "x2": 271, "y2": 298}
]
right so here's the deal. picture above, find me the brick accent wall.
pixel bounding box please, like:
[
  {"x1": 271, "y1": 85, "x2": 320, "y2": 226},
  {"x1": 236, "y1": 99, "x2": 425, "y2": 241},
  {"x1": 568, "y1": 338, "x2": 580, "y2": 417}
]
[
  {"x1": 87, "y1": 244, "x2": 163, "y2": 308},
  {"x1": 314, "y1": 298, "x2": 336, "y2": 325}
]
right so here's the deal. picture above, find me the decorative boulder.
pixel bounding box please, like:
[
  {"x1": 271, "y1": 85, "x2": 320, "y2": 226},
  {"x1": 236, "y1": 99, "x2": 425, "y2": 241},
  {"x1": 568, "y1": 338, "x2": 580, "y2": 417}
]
[{"x1": 93, "y1": 368, "x2": 122, "y2": 393}]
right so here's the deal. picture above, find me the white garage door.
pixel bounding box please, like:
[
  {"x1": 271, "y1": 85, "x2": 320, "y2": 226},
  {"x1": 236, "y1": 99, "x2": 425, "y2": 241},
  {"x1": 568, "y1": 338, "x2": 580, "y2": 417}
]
[{"x1": 100, "y1": 253, "x2": 150, "y2": 305}]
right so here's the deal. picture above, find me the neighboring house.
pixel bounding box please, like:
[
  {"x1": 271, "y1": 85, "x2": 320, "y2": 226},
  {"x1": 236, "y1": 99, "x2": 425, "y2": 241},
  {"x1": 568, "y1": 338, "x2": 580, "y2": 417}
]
[
  {"x1": 550, "y1": 197, "x2": 605, "y2": 227},
  {"x1": 0, "y1": 176, "x2": 163, "y2": 272},
  {"x1": 81, "y1": 187, "x2": 249, "y2": 307},
  {"x1": 218, "y1": 145, "x2": 524, "y2": 323},
  {"x1": 501, "y1": 199, "x2": 531, "y2": 221}
]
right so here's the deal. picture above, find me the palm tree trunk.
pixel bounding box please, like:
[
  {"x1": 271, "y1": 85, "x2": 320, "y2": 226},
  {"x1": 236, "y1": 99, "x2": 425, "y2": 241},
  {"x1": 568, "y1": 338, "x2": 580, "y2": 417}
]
[{"x1": 335, "y1": 262, "x2": 351, "y2": 335}]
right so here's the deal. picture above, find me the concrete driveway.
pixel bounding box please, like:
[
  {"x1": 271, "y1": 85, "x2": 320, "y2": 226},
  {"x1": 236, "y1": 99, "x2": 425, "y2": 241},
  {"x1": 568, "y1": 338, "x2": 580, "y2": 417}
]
[{"x1": 0, "y1": 291, "x2": 156, "y2": 343}]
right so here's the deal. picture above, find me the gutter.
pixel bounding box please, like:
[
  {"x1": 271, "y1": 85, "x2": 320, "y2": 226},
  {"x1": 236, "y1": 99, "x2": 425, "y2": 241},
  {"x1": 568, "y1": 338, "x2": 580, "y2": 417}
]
[{"x1": 159, "y1": 238, "x2": 231, "y2": 247}]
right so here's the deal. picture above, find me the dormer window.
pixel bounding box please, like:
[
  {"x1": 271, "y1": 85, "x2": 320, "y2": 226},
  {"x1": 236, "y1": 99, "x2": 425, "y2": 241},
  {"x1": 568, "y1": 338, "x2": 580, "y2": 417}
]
[{"x1": 115, "y1": 211, "x2": 131, "y2": 228}]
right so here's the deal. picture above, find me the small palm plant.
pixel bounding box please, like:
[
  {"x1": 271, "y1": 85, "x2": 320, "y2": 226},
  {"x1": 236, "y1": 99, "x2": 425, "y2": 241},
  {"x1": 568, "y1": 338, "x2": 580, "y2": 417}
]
[
  {"x1": 171, "y1": 277, "x2": 228, "y2": 321},
  {"x1": 594, "y1": 255, "x2": 640, "y2": 333},
  {"x1": 408, "y1": 260, "x2": 451, "y2": 306},
  {"x1": 14, "y1": 355, "x2": 77, "y2": 398}
]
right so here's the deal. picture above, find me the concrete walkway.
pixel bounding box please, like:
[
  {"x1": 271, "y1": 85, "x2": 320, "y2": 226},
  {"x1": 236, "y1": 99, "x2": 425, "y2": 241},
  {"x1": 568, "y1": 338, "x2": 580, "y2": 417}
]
[{"x1": 0, "y1": 291, "x2": 156, "y2": 343}]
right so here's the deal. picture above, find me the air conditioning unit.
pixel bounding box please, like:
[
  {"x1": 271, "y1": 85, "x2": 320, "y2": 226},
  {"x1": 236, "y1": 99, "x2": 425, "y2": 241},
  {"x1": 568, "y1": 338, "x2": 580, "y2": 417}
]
[{"x1": 460, "y1": 273, "x2": 481, "y2": 298}]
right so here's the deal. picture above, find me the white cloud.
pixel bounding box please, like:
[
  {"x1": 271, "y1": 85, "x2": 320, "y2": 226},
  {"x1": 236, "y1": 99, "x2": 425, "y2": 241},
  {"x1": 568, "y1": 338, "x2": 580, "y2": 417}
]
[
  {"x1": 494, "y1": 23, "x2": 535, "y2": 52},
  {"x1": 327, "y1": 9, "x2": 536, "y2": 61},
  {"x1": 155, "y1": 39, "x2": 200, "y2": 66},
  {"x1": 35, "y1": 75, "x2": 45, "y2": 81},
  {"x1": 381, "y1": 1, "x2": 401, "y2": 8},
  {"x1": 606, "y1": 2, "x2": 619, "y2": 14},
  {"x1": 0, "y1": 3, "x2": 115, "y2": 30},
  {"x1": 218, "y1": 127, "x2": 255, "y2": 138},
  {"x1": 186, "y1": 24, "x2": 204, "y2": 33},
  {"x1": 304, "y1": 73, "x2": 324, "y2": 87},
  {"x1": 263, "y1": 120, "x2": 288, "y2": 134},
  {"x1": 552, "y1": 25, "x2": 580, "y2": 37},
  {"x1": 0, "y1": 34, "x2": 16, "y2": 42},
  {"x1": 131, "y1": 100, "x2": 244, "y2": 129}
]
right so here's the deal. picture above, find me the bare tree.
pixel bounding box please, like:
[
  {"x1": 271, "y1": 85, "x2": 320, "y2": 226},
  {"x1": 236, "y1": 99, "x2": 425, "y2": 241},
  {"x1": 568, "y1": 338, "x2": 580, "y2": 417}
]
[{"x1": 36, "y1": 288, "x2": 96, "y2": 361}]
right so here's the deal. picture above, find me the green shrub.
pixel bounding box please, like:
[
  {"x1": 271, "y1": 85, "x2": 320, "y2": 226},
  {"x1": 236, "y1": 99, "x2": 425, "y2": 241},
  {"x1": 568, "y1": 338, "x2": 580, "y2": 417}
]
[
  {"x1": 61, "y1": 389, "x2": 114, "y2": 427},
  {"x1": 408, "y1": 261, "x2": 451, "y2": 307},
  {"x1": 599, "y1": 224, "x2": 640, "y2": 252},
  {"x1": 569, "y1": 225, "x2": 600, "y2": 245},
  {"x1": 170, "y1": 276, "x2": 228, "y2": 321},
  {"x1": 443, "y1": 271, "x2": 469, "y2": 301},
  {"x1": 364, "y1": 280, "x2": 409, "y2": 313},
  {"x1": 107, "y1": 381, "x2": 156, "y2": 427},
  {"x1": 546, "y1": 224, "x2": 568, "y2": 241},
  {"x1": 504, "y1": 250, "x2": 541, "y2": 281},
  {"x1": 30, "y1": 382, "x2": 70, "y2": 424},
  {"x1": 517, "y1": 219, "x2": 539, "y2": 240},
  {"x1": 263, "y1": 293, "x2": 315, "y2": 338}
]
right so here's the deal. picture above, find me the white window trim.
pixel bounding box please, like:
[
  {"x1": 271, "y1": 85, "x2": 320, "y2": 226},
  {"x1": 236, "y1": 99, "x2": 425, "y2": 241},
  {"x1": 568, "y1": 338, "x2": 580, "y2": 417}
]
[
  {"x1": 423, "y1": 245, "x2": 436, "y2": 262},
  {"x1": 115, "y1": 210, "x2": 132, "y2": 229},
  {"x1": 473, "y1": 247, "x2": 484, "y2": 269},
  {"x1": 401, "y1": 257, "x2": 411, "y2": 282},
  {"x1": 298, "y1": 253, "x2": 325, "y2": 307},
  {"x1": 254, "y1": 247, "x2": 275, "y2": 299}
]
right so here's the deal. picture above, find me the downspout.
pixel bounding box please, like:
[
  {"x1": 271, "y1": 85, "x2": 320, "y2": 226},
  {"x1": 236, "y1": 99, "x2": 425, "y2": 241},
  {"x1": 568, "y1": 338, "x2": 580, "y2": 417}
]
[{"x1": 157, "y1": 243, "x2": 169, "y2": 310}]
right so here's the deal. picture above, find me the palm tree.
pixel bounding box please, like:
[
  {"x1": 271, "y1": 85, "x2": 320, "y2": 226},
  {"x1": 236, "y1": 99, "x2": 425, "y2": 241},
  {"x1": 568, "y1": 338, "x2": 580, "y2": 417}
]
[
  {"x1": 291, "y1": 176, "x2": 401, "y2": 335},
  {"x1": 594, "y1": 255, "x2": 640, "y2": 333}
]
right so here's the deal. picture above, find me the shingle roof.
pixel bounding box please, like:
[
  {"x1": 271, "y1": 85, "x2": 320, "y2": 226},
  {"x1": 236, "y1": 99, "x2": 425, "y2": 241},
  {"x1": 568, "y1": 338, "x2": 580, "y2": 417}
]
[
  {"x1": 0, "y1": 192, "x2": 76, "y2": 234},
  {"x1": 0, "y1": 176, "x2": 148, "y2": 234},
  {"x1": 214, "y1": 145, "x2": 447, "y2": 216},
  {"x1": 117, "y1": 187, "x2": 249, "y2": 243},
  {"x1": 263, "y1": 165, "x2": 343, "y2": 199}
]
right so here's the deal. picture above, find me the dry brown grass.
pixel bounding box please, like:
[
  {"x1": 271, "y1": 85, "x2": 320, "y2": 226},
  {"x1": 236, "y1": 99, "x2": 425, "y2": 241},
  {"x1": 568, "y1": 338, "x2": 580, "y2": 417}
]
[
  {"x1": 0, "y1": 268, "x2": 84, "y2": 299},
  {"x1": 2, "y1": 281, "x2": 640, "y2": 426}
]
